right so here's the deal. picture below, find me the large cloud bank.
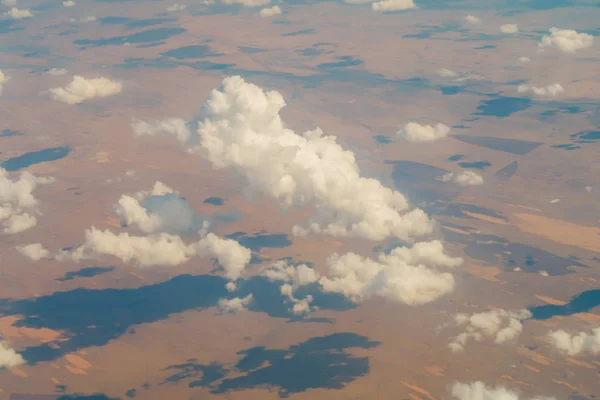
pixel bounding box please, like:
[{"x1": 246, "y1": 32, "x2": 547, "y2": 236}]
[
  {"x1": 447, "y1": 309, "x2": 532, "y2": 352},
  {"x1": 398, "y1": 122, "x2": 451, "y2": 143},
  {"x1": 320, "y1": 240, "x2": 462, "y2": 305},
  {"x1": 451, "y1": 381, "x2": 555, "y2": 400},
  {"x1": 0, "y1": 342, "x2": 25, "y2": 369},
  {"x1": 50, "y1": 76, "x2": 122, "y2": 104},
  {"x1": 0, "y1": 168, "x2": 53, "y2": 234},
  {"x1": 134, "y1": 76, "x2": 434, "y2": 242},
  {"x1": 547, "y1": 327, "x2": 600, "y2": 356},
  {"x1": 538, "y1": 28, "x2": 593, "y2": 53}
]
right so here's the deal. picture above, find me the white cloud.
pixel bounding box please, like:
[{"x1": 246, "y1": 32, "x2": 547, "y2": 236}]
[
  {"x1": 262, "y1": 260, "x2": 320, "y2": 315},
  {"x1": 114, "y1": 181, "x2": 208, "y2": 235},
  {"x1": 58, "y1": 228, "x2": 251, "y2": 280},
  {"x1": 0, "y1": 342, "x2": 25, "y2": 369},
  {"x1": 17, "y1": 243, "x2": 50, "y2": 260},
  {"x1": 166, "y1": 3, "x2": 187, "y2": 11},
  {"x1": 218, "y1": 294, "x2": 253, "y2": 313},
  {"x1": 0, "y1": 0, "x2": 17, "y2": 6},
  {"x1": 441, "y1": 171, "x2": 484, "y2": 187},
  {"x1": 437, "y1": 68, "x2": 459, "y2": 78},
  {"x1": 220, "y1": 0, "x2": 270, "y2": 7},
  {"x1": 131, "y1": 118, "x2": 190, "y2": 143},
  {"x1": 500, "y1": 24, "x2": 518, "y2": 34},
  {"x1": 547, "y1": 328, "x2": 600, "y2": 356},
  {"x1": 320, "y1": 240, "x2": 461, "y2": 305},
  {"x1": 50, "y1": 76, "x2": 122, "y2": 104},
  {"x1": 585, "y1": 185, "x2": 592, "y2": 193},
  {"x1": 371, "y1": 0, "x2": 416, "y2": 12},
  {"x1": 69, "y1": 15, "x2": 96, "y2": 23},
  {"x1": 538, "y1": 28, "x2": 593, "y2": 53},
  {"x1": 46, "y1": 68, "x2": 68, "y2": 76},
  {"x1": 62, "y1": 0, "x2": 75, "y2": 6},
  {"x1": 0, "y1": 70, "x2": 6, "y2": 95},
  {"x1": 182, "y1": 76, "x2": 434, "y2": 242},
  {"x1": 259, "y1": 5, "x2": 280, "y2": 17},
  {"x1": 518, "y1": 56, "x2": 531, "y2": 63},
  {"x1": 447, "y1": 309, "x2": 532, "y2": 352},
  {"x1": 464, "y1": 15, "x2": 481, "y2": 24},
  {"x1": 3, "y1": 7, "x2": 32, "y2": 19},
  {"x1": 517, "y1": 83, "x2": 564, "y2": 97},
  {"x1": 0, "y1": 168, "x2": 54, "y2": 234},
  {"x1": 451, "y1": 381, "x2": 556, "y2": 400},
  {"x1": 398, "y1": 122, "x2": 451, "y2": 143}
]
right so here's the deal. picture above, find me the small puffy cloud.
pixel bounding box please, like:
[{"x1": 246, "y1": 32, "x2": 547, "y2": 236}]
[
  {"x1": 585, "y1": 185, "x2": 592, "y2": 193},
  {"x1": 547, "y1": 328, "x2": 600, "y2": 356},
  {"x1": 320, "y1": 240, "x2": 462, "y2": 305},
  {"x1": 3, "y1": 7, "x2": 32, "y2": 19},
  {"x1": 518, "y1": 56, "x2": 531, "y2": 63},
  {"x1": 464, "y1": 15, "x2": 481, "y2": 24},
  {"x1": 114, "y1": 181, "x2": 208, "y2": 235},
  {"x1": 0, "y1": 70, "x2": 6, "y2": 94},
  {"x1": 58, "y1": 229, "x2": 251, "y2": 280},
  {"x1": 447, "y1": 309, "x2": 532, "y2": 352},
  {"x1": 262, "y1": 260, "x2": 320, "y2": 315},
  {"x1": 500, "y1": 24, "x2": 518, "y2": 34},
  {"x1": 131, "y1": 118, "x2": 190, "y2": 143},
  {"x1": 517, "y1": 83, "x2": 564, "y2": 97},
  {"x1": 259, "y1": 5, "x2": 280, "y2": 17},
  {"x1": 398, "y1": 122, "x2": 451, "y2": 143},
  {"x1": 50, "y1": 76, "x2": 122, "y2": 104},
  {"x1": 185, "y1": 76, "x2": 434, "y2": 242},
  {"x1": 46, "y1": 68, "x2": 67, "y2": 76},
  {"x1": 221, "y1": 0, "x2": 270, "y2": 7},
  {"x1": 0, "y1": 168, "x2": 54, "y2": 234},
  {"x1": 1, "y1": 0, "x2": 17, "y2": 6},
  {"x1": 441, "y1": 171, "x2": 484, "y2": 187},
  {"x1": 371, "y1": 0, "x2": 416, "y2": 12},
  {"x1": 218, "y1": 294, "x2": 253, "y2": 313},
  {"x1": 166, "y1": 3, "x2": 186, "y2": 11},
  {"x1": 62, "y1": 0, "x2": 75, "y2": 6},
  {"x1": 0, "y1": 342, "x2": 25, "y2": 369},
  {"x1": 70, "y1": 15, "x2": 96, "y2": 22},
  {"x1": 538, "y1": 28, "x2": 593, "y2": 53},
  {"x1": 437, "y1": 68, "x2": 459, "y2": 78},
  {"x1": 17, "y1": 243, "x2": 50, "y2": 260},
  {"x1": 451, "y1": 381, "x2": 556, "y2": 400}
]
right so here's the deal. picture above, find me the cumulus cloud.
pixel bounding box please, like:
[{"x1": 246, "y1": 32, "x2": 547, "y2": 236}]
[
  {"x1": 464, "y1": 15, "x2": 481, "y2": 24},
  {"x1": 437, "y1": 68, "x2": 459, "y2": 78},
  {"x1": 538, "y1": 28, "x2": 593, "y2": 53},
  {"x1": 161, "y1": 76, "x2": 434, "y2": 242},
  {"x1": 58, "y1": 229, "x2": 251, "y2": 280},
  {"x1": 220, "y1": 0, "x2": 270, "y2": 6},
  {"x1": 320, "y1": 240, "x2": 461, "y2": 305},
  {"x1": 500, "y1": 24, "x2": 518, "y2": 34},
  {"x1": 3, "y1": 7, "x2": 32, "y2": 19},
  {"x1": 517, "y1": 83, "x2": 564, "y2": 97},
  {"x1": 398, "y1": 122, "x2": 451, "y2": 143},
  {"x1": 62, "y1": 0, "x2": 75, "y2": 6},
  {"x1": 0, "y1": 342, "x2": 25, "y2": 369},
  {"x1": 0, "y1": 168, "x2": 54, "y2": 234},
  {"x1": 46, "y1": 68, "x2": 67, "y2": 76},
  {"x1": 166, "y1": 3, "x2": 186, "y2": 11},
  {"x1": 17, "y1": 243, "x2": 50, "y2": 260},
  {"x1": 259, "y1": 5, "x2": 280, "y2": 17},
  {"x1": 50, "y1": 76, "x2": 122, "y2": 104},
  {"x1": 371, "y1": 0, "x2": 415, "y2": 12},
  {"x1": 441, "y1": 171, "x2": 484, "y2": 187},
  {"x1": 0, "y1": 70, "x2": 6, "y2": 95},
  {"x1": 262, "y1": 260, "x2": 321, "y2": 315},
  {"x1": 518, "y1": 56, "x2": 531, "y2": 63},
  {"x1": 547, "y1": 328, "x2": 600, "y2": 356},
  {"x1": 114, "y1": 181, "x2": 208, "y2": 235},
  {"x1": 131, "y1": 118, "x2": 190, "y2": 143},
  {"x1": 218, "y1": 294, "x2": 253, "y2": 313},
  {"x1": 447, "y1": 309, "x2": 532, "y2": 352},
  {"x1": 451, "y1": 381, "x2": 555, "y2": 400},
  {"x1": 69, "y1": 15, "x2": 96, "y2": 22}
]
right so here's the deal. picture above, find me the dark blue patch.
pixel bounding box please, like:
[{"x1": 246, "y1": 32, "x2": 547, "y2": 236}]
[
  {"x1": 204, "y1": 197, "x2": 225, "y2": 206},
  {"x1": 453, "y1": 135, "x2": 543, "y2": 155},
  {"x1": 57, "y1": 395, "x2": 119, "y2": 400},
  {"x1": 1, "y1": 147, "x2": 70, "y2": 171},
  {"x1": 239, "y1": 46, "x2": 267, "y2": 54},
  {"x1": 448, "y1": 154, "x2": 465, "y2": 161},
  {"x1": 571, "y1": 130, "x2": 600, "y2": 142},
  {"x1": 0, "y1": 129, "x2": 23, "y2": 137},
  {"x1": 282, "y1": 28, "x2": 316, "y2": 37},
  {"x1": 161, "y1": 45, "x2": 221, "y2": 59},
  {"x1": 458, "y1": 161, "x2": 491, "y2": 170},
  {"x1": 494, "y1": 161, "x2": 518, "y2": 180},
  {"x1": 317, "y1": 56, "x2": 363, "y2": 69},
  {"x1": 551, "y1": 144, "x2": 581, "y2": 150},
  {"x1": 529, "y1": 290, "x2": 600, "y2": 320},
  {"x1": 74, "y1": 27, "x2": 186, "y2": 47},
  {"x1": 473, "y1": 44, "x2": 496, "y2": 50},
  {"x1": 57, "y1": 267, "x2": 116, "y2": 282},
  {"x1": 440, "y1": 86, "x2": 460, "y2": 95},
  {"x1": 474, "y1": 96, "x2": 532, "y2": 117},
  {"x1": 373, "y1": 135, "x2": 391, "y2": 144}
]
